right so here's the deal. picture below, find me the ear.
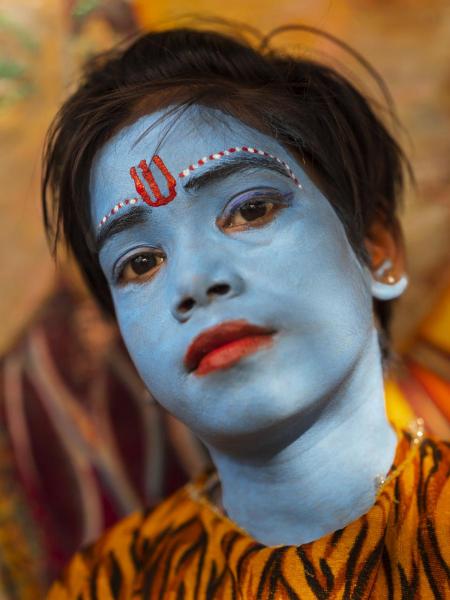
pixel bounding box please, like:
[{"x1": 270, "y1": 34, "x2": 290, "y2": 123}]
[{"x1": 364, "y1": 221, "x2": 408, "y2": 301}]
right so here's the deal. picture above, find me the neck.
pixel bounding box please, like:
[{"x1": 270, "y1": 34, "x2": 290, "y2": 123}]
[{"x1": 207, "y1": 329, "x2": 397, "y2": 546}]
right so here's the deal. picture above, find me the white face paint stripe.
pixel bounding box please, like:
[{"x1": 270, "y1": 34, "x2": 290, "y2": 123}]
[
  {"x1": 179, "y1": 146, "x2": 303, "y2": 190},
  {"x1": 97, "y1": 197, "x2": 141, "y2": 228},
  {"x1": 97, "y1": 146, "x2": 302, "y2": 229}
]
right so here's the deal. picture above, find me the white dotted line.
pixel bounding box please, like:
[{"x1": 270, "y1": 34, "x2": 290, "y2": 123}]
[
  {"x1": 98, "y1": 146, "x2": 302, "y2": 229},
  {"x1": 179, "y1": 146, "x2": 302, "y2": 190},
  {"x1": 98, "y1": 197, "x2": 140, "y2": 228}
]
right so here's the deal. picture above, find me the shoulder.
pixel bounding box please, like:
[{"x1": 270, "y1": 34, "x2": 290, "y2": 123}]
[
  {"x1": 402, "y1": 434, "x2": 450, "y2": 513},
  {"x1": 416, "y1": 435, "x2": 450, "y2": 493},
  {"x1": 46, "y1": 481, "x2": 203, "y2": 598},
  {"x1": 412, "y1": 436, "x2": 450, "y2": 571},
  {"x1": 416, "y1": 436, "x2": 450, "y2": 520}
]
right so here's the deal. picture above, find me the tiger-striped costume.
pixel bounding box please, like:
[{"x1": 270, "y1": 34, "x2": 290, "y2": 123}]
[{"x1": 48, "y1": 428, "x2": 450, "y2": 599}]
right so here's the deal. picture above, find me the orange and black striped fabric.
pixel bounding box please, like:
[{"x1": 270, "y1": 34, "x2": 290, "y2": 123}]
[{"x1": 48, "y1": 430, "x2": 450, "y2": 599}]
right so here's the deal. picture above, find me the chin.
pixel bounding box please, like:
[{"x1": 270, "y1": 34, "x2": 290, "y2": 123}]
[
  {"x1": 171, "y1": 356, "x2": 350, "y2": 452},
  {"x1": 140, "y1": 326, "x2": 370, "y2": 452}
]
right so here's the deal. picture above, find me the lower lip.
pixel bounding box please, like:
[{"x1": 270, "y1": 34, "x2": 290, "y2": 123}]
[{"x1": 194, "y1": 334, "x2": 274, "y2": 376}]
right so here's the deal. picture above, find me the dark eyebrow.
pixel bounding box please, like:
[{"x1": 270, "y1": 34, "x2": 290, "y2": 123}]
[
  {"x1": 181, "y1": 154, "x2": 297, "y2": 192},
  {"x1": 95, "y1": 154, "x2": 298, "y2": 251},
  {"x1": 95, "y1": 205, "x2": 149, "y2": 253}
]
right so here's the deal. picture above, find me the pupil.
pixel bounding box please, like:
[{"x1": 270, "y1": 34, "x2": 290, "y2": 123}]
[
  {"x1": 240, "y1": 201, "x2": 267, "y2": 221},
  {"x1": 131, "y1": 255, "x2": 155, "y2": 274}
]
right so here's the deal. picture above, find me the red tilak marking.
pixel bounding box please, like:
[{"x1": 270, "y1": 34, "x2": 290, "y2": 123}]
[
  {"x1": 100, "y1": 146, "x2": 304, "y2": 227},
  {"x1": 129, "y1": 155, "x2": 177, "y2": 207}
]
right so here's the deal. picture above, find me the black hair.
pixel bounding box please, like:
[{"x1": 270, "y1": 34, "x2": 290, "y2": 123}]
[{"x1": 42, "y1": 24, "x2": 411, "y2": 347}]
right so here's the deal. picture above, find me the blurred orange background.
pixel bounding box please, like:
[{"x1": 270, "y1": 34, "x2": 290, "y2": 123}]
[{"x1": 1, "y1": 0, "x2": 449, "y2": 353}]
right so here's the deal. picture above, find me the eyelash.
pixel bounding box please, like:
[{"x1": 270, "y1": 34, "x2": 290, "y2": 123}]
[
  {"x1": 113, "y1": 189, "x2": 293, "y2": 286},
  {"x1": 114, "y1": 249, "x2": 164, "y2": 286},
  {"x1": 217, "y1": 189, "x2": 293, "y2": 231}
]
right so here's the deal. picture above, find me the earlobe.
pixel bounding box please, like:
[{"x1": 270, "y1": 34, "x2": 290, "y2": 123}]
[
  {"x1": 370, "y1": 262, "x2": 409, "y2": 300},
  {"x1": 364, "y1": 222, "x2": 408, "y2": 301}
]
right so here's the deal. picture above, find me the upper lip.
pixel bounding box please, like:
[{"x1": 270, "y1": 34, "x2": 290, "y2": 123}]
[{"x1": 184, "y1": 319, "x2": 275, "y2": 373}]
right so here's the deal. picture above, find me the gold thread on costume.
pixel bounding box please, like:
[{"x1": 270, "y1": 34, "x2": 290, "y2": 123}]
[{"x1": 374, "y1": 418, "x2": 425, "y2": 497}]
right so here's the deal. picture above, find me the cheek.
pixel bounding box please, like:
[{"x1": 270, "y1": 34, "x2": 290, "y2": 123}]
[
  {"x1": 270, "y1": 214, "x2": 374, "y2": 358},
  {"x1": 276, "y1": 208, "x2": 370, "y2": 311},
  {"x1": 112, "y1": 287, "x2": 189, "y2": 411},
  {"x1": 112, "y1": 288, "x2": 167, "y2": 366}
]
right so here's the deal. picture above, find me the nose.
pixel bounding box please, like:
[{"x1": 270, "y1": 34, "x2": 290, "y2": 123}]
[{"x1": 171, "y1": 269, "x2": 245, "y2": 322}]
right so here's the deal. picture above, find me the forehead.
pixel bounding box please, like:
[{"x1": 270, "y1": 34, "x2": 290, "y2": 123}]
[{"x1": 89, "y1": 105, "x2": 299, "y2": 229}]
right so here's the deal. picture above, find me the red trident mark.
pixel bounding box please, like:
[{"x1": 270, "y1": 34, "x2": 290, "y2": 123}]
[{"x1": 129, "y1": 155, "x2": 177, "y2": 207}]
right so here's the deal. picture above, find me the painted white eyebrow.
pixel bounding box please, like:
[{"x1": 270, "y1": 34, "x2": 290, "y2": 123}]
[{"x1": 97, "y1": 145, "x2": 302, "y2": 229}]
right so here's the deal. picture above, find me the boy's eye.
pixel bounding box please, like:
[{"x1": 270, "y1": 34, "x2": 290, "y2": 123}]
[
  {"x1": 218, "y1": 189, "x2": 292, "y2": 232},
  {"x1": 230, "y1": 200, "x2": 273, "y2": 225},
  {"x1": 117, "y1": 252, "x2": 164, "y2": 284}
]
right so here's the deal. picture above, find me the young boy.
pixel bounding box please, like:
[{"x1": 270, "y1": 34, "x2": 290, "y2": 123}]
[{"x1": 44, "y1": 25, "x2": 449, "y2": 599}]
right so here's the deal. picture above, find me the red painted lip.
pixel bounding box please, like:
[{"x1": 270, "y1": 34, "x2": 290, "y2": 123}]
[{"x1": 184, "y1": 319, "x2": 276, "y2": 376}]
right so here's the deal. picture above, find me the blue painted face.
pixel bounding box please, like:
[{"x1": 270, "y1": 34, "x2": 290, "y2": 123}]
[{"x1": 90, "y1": 106, "x2": 375, "y2": 449}]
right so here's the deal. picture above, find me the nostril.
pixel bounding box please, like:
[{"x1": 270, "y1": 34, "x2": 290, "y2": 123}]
[
  {"x1": 175, "y1": 283, "x2": 233, "y2": 317},
  {"x1": 178, "y1": 297, "x2": 195, "y2": 314},
  {"x1": 207, "y1": 283, "x2": 231, "y2": 297}
]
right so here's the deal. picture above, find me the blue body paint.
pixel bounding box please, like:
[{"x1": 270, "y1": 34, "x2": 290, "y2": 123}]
[{"x1": 91, "y1": 106, "x2": 397, "y2": 546}]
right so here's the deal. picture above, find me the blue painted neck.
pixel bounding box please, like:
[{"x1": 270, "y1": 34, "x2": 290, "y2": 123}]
[{"x1": 208, "y1": 328, "x2": 397, "y2": 546}]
